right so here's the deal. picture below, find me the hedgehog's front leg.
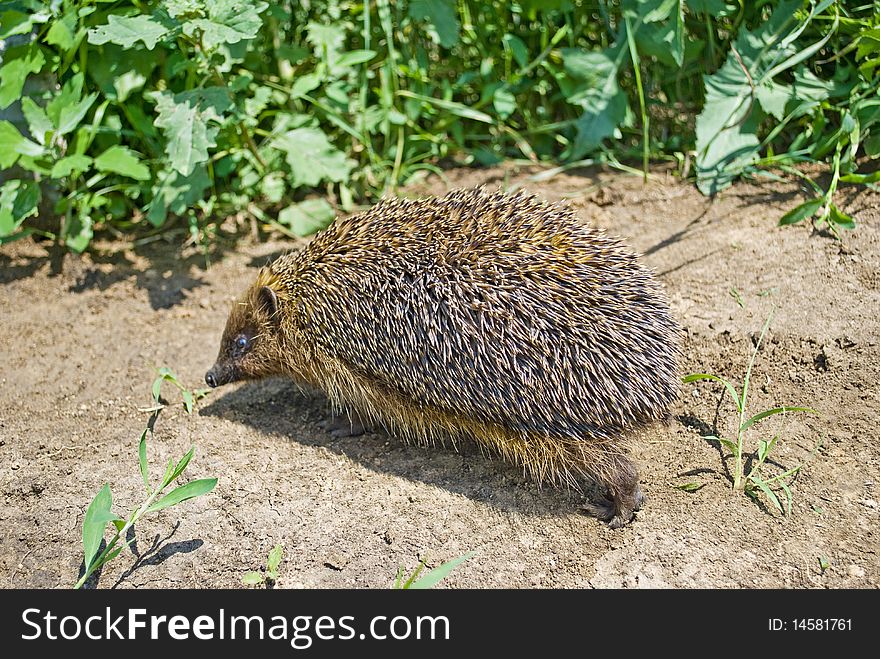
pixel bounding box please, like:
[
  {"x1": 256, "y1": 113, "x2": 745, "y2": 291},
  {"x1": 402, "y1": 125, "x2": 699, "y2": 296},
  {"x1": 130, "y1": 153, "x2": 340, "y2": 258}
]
[{"x1": 582, "y1": 454, "x2": 645, "y2": 528}]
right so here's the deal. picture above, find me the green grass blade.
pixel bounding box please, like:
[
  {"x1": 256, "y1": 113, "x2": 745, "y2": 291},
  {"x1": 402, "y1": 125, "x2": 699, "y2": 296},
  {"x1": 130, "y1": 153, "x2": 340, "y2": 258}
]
[
  {"x1": 408, "y1": 551, "x2": 475, "y2": 590},
  {"x1": 138, "y1": 429, "x2": 150, "y2": 492},
  {"x1": 242, "y1": 572, "x2": 263, "y2": 586},
  {"x1": 396, "y1": 91, "x2": 494, "y2": 124},
  {"x1": 683, "y1": 373, "x2": 742, "y2": 412},
  {"x1": 402, "y1": 561, "x2": 426, "y2": 589},
  {"x1": 147, "y1": 478, "x2": 217, "y2": 513},
  {"x1": 740, "y1": 406, "x2": 818, "y2": 432},
  {"x1": 169, "y1": 446, "x2": 195, "y2": 483},
  {"x1": 751, "y1": 475, "x2": 783, "y2": 514}
]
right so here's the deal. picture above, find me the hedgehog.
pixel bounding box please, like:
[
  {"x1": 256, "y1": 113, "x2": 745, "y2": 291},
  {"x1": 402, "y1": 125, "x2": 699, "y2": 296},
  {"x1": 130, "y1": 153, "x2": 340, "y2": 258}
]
[{"x1": 206, "y1": 188, "x2": 680, "y2": 527}]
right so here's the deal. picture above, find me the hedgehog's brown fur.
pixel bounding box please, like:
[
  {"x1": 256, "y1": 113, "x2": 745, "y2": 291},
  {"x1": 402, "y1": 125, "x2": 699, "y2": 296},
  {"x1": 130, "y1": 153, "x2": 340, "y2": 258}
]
[{"x1": 206, "y1": 188, "x2": 681, "y2": 527}]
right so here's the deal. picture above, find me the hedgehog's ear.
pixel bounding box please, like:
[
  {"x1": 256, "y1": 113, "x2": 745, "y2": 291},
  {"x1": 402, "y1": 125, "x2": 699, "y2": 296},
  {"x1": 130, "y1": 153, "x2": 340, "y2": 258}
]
[{"x1": 258, "y1": 286, "x2": 279, "y2": 320}]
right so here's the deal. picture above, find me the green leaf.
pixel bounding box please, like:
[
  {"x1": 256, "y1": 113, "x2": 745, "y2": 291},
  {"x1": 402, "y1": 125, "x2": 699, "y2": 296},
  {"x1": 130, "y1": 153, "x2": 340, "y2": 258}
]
[
  {"x1": 182, "y1": 1, "x2": 269, "y2": 51},
  {"x1": 94, "y1": 146, "x2": 150, "y2": 180},
  {"x1": 278, "y1": 198, "x2": 336, "y2": 237},
  {"x1": 493, "y1": 87, "x2": 516, "y2": 120},
  {"x1": 87, "y1": 14, "x2": 169, "y2": 50},
  {"x1": 840, "y1": 171, "x2": 880, "y2": 184},
  {"x1": 44, "y1": 74, "x2": 97, "y2": 136},
  {"x1": 273, "y1": 128, "x2": 354, "y2": 188},
  {"x1": 20, "y1": 97, "x2": 53, "y2": 146},
  {"x1": 51, "y1": 154, "x2": 93, "y2": 178},
  {"x1": 170, "y1": 447, "x2": 195, "y2": 482},
  {"x1": 703, "y1": 435, "x2": 738, "y2": 454},
  {"x1": 335, "y1": 49, "x2": 378, "y2": 68},
  {"x1": 0, "y1": 46, "x2": 45, "y2": 109},
  {"x1": 779, "y1": 199, "x2": 822, "y2": 225},
  {"x1": 828, "y1": 204, "x2": 855, "y2": 230},
  {"x1": 628, "y1": 1, "x2": 684, "y2": 68},
  {"x1": 139, "y1": 429, "x2": 150, "y2": 492},
  {"x1": 267, "y1": 544, "x2": 283, "y2": 573},
  {"x1": 65, "y1": 210, "x2": 93, "y2": 253},
  {"x1": 750, "y1": 475, "x2": 783, "y2": 514},
  {"x1": 146, "y1": 478, "x2": 218, "y2": 513},
  {"x1": 82, "y1": 484, "x2": 114, "y2": 570},
  {"x1": 674, "y1": 482, "x2": 705, "y2": 492},
  {"x1": 754, "y1": 81, "x2": 790, "y2": 121},
  {"x1": 0, "y1": 180, "x2": 41, "y2": 237},
  {"x1": 0, "y1": 121, "x2": 24, "y2": 169},
  {"x1": 46, "y1": 13, "x2": 77, "y2": 51},
  {"x1": 408, "y1": 551, "x2": 475, "y2": 589},
  {"x1": 740, "y1": 406, "x2": 818, "y2": 432},
  {"x1": 152, "y1": 89, "x2": 231, "y2": 176},
  {"x1": 682, "y1": 373, "x2": 742, "y2": 412},
  {"x1": 242, "y1": 572, "x2": 264, "y2": 585},
  {"x1": 687, "y1": 0, "x2": 731, "y2": 16},
  {"x1": 396, "y1": 90, "x2": 494, "y2": 124},
  {"x1": 182, "y1": 390, "x2": 194, "y2": 414},
  {"x1": 1, "y1": 9, "x2": 51, "y2": 40},
  {"x1": 147, "y1": 165, "x2": 211, "y2": 227},
  {"x1": 561, "y1": 46, "x2": 628, "y2": 159},
  {"x1": 503, "y1": 34, "x2": 529, "y2": 69},
  {"x1": 408, "y1": 0, "x2": 460, "y2": 48}
]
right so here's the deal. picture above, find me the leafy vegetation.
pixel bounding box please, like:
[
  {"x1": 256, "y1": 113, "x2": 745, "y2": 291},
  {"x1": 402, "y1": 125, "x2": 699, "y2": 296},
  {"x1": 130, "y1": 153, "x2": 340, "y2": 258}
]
[
  {"x1": 393, "y1": 551, "x2": 475, "y2": 589},
  {"x1": 242, "y1": 543, "x2": 284, "y2": 587},
  {"x1": 684, "y1": 313, "x2": 819, "y2": 515},
  {"x1": 75, "y1": 368, "x2": 216, "y2": 588},
  {"x1": 1, "y1": 0, "x2": 878, "y2": 252}
]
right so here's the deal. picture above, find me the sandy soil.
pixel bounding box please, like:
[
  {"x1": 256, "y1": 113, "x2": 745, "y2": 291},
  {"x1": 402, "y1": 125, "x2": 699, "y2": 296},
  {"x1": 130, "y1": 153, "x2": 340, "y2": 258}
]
[{"x1": 1, "y1": 164, "x2": 878, "y2": 589}]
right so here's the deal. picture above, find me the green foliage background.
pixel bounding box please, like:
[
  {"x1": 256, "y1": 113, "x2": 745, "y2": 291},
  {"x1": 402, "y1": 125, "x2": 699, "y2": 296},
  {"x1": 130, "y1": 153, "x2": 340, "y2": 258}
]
[{"x1": 0, "y1": 0, "x2": 878, "y2": 252}]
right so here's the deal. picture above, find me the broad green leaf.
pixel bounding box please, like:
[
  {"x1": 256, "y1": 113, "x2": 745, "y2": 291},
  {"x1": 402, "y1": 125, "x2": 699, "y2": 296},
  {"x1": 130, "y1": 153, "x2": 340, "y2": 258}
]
[
  {"x1": 56, "y1": 93, "x2": 97, "y2": 136},
  {"x1": 1, "y1": 9, "x2": 51, "y2": 40},
  {"x1": 146, "y1": 478, "x2": 218, "y2": 512},
  {"x1": 289, "y1": 72, "x2": 322, "y2": 100},
  {"x1": 152, "y1": 89, "x2": 231, "y2": 176},
  {"x1": 623, "y1": 0, "x2": 678, "y2": 22},
  {"x1": 493, "y1": 87, "x2": 516, "y2": 119},
  {"x1": 273, "y1": 128, "x2": 354, "y2": 188},
  {"x1": 87, "y1": 15, "x2": 169, "y2": 50},
  {"x1": 267, "y1": 544, "x2": 283, "y2": 573},
  {"x1": 242, "y1": 572, "x2": 264, "y2": 585},
  {"x1": 20, "y1": 97, "x2": 53, "y2": 145},
  {"x1": 278, "y1": 198, "x2": 336, "y2": 237},
  {"x1": 408, "y1": 0, "x2": 460, "y2": 48},
  {"x1": 46, "y1": 13, "x2": 76, "y2": 50},
  {"x1": 182, "y1": 1, "x2": 269, "y2": 51},
  {"x1": 94, "y1": 145, "x2": 150, "y2": 180},
  {"x1": 147, "y1": 165, "x2": 211, "y2": 227},
  {"x1": 754, "y1": 81, "x2": 790, "y2": 121},
  {"x1": 779, "y1": 199, "x2": 822, "y2": 225},
  {"x1": 0, "y1": 46, "x2": 45, "y2": 109},
  {"x1": 51, "y1": 154, "x2": 93, "y2": 178},
  {"x1": 396, "y1": 90, "x2": 494, "y2": 123},
  {"x1": 408, "y1": 551, "x2": 475, "y2": 589},
  {"x1": 686, "y1": 0, "x2": 732, "y2": 15},
  {"x1": 0, "y1": 120, "x2": 43, "y2": 169},
  {"x1": 138, "y1": 429, "x2": 150, "y2": 492},
  {"x1": 561, "y1": 45, "x2": 628, "y2": 159},
  {"x1": 682, "y1": 373, "x2": 742, "y2": 412},
  {"x1": 740, "y1": 406, "x2": 817, "y2": 432},
  {"x1": 82, "y1": 484, "x2": 114, "y2": 570},
  {"x1": 45, "y1": 74, "x2": 96, "y2": 135},
  {"x1": 0, "y1": 180, "x2": 41, "y2": 237}
]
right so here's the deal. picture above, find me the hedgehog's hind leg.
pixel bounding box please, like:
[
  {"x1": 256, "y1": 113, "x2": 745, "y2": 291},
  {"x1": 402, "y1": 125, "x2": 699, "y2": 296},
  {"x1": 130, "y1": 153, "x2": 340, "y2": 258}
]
[{"x1": 580, "y1": 453, "x2": 644, "y2": 529}]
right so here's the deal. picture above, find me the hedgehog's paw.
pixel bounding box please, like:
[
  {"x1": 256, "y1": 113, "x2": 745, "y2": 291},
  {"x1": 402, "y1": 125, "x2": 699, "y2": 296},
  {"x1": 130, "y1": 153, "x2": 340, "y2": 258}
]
[
  {"x1": 634, "y1": 485, "x2": 647, "y2": 511},
  {"x1": 582, "y1": 497, "x2": 636, "y2": 529}
]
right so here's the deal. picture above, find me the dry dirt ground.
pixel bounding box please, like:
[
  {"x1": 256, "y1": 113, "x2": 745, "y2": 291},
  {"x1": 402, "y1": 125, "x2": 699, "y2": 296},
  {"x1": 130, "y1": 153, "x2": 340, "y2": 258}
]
[{"x1": 1, "y1": 165, "x2": 878, "y2": 589}]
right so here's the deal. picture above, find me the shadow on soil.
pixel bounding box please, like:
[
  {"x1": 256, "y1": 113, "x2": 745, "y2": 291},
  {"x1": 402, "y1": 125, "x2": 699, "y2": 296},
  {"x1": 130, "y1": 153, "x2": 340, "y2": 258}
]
[{"x1": 200, "y1": 378, "x2": 605, "y2": 517}]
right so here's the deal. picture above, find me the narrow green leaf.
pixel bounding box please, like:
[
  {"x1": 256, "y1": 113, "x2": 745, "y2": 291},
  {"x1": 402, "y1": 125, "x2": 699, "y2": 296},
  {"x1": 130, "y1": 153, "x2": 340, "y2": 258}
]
[
  {"x1": 397, "y1": 91, "x2": 494, "y2": 124},
  {"x1": 335, "y1": 50, "x2": 377, "y2": 67},
  {"x1": 779, "y1": 480, "x2": 793, "y2": 516},
  {"x1": 20, "y1": 97, "x2": 53, "y2": 146},
  {"x1": 161, "y1": 457, "x2": 175, "y2": 487},
  {"x1": 409, "y1": 551, "x2": 475, "y2": 589},
  {"x1": 138, "y1": 429, "x2": 150, "y2": 492},
  {"x1": 267, "y1": 544, "x2": 283, "y2": 573},
  {"x1": 683, "y1": 373, "x2": 741, "y2": 412},
  {"x1": 182, "y1": 390, "x2": 194, "y2": 414},
  {"x1": 740, "y1": 406, "x2": 818, "y2": 432},
  {"x1": 147, "y1": 478, "x2": 218, "y2": 513},
  {"x1": 751, "y1": 475, "x2": 783, "y2": 513},
  {"x1": 82, "y1": 484, "x2": 113, "y2": 570},
  {"x1": 828, "y1": 204, "x2": 856, "y2": 230},
  {"x1": 170, "y1": 447, "x2": 195, "y2": 483},
  {"x1": 779, "y1": 198, "x2": 822, "y2": 225},
  {"x1": 840, "y1": 171, "x2": 880, "y2": 184},
  {"x1": 674, "y1": 482, "x2": 705, "y2": 492}
]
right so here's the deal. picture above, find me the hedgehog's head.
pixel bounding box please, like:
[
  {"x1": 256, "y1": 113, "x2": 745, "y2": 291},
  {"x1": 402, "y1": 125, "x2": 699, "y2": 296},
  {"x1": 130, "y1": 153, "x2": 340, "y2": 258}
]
[{"x1": 205, "y1": 270, "x2": 286, "y2": 388}]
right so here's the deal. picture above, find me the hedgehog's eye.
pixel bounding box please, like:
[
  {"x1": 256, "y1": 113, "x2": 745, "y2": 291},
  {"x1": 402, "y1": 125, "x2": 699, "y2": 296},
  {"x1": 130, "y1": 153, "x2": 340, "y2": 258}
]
[{"x1": 235, "y1": 335, "x2": 249, "y2": 350}]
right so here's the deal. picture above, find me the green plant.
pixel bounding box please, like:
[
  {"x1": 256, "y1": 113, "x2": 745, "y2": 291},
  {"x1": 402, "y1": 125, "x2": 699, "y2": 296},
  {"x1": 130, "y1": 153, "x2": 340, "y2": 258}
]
[
  {"x1": 392, "y1": 551, "x2": 475, "y2": 589},
  {"x1": 151, "y1": 366, "x2": 210, "y2": 413},
  {"x1": 1, "y1": 1, "x2": 877, "y2": 252},
  {"x1": 75, "y1": 422, "x2": 217, "y2": 589},
  {"x1": 683, "y1": 313, "x2": 818, "y2": 515},
  {"x1": 242, "y1": 543, "x2": 284, "y2": 587}
]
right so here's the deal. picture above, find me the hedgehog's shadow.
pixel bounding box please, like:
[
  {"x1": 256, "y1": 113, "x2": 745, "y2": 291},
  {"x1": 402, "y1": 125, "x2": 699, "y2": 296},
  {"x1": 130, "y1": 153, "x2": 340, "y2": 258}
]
[{"x1": 200, "y1": 378, "x2": 596, "y2": 516}]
